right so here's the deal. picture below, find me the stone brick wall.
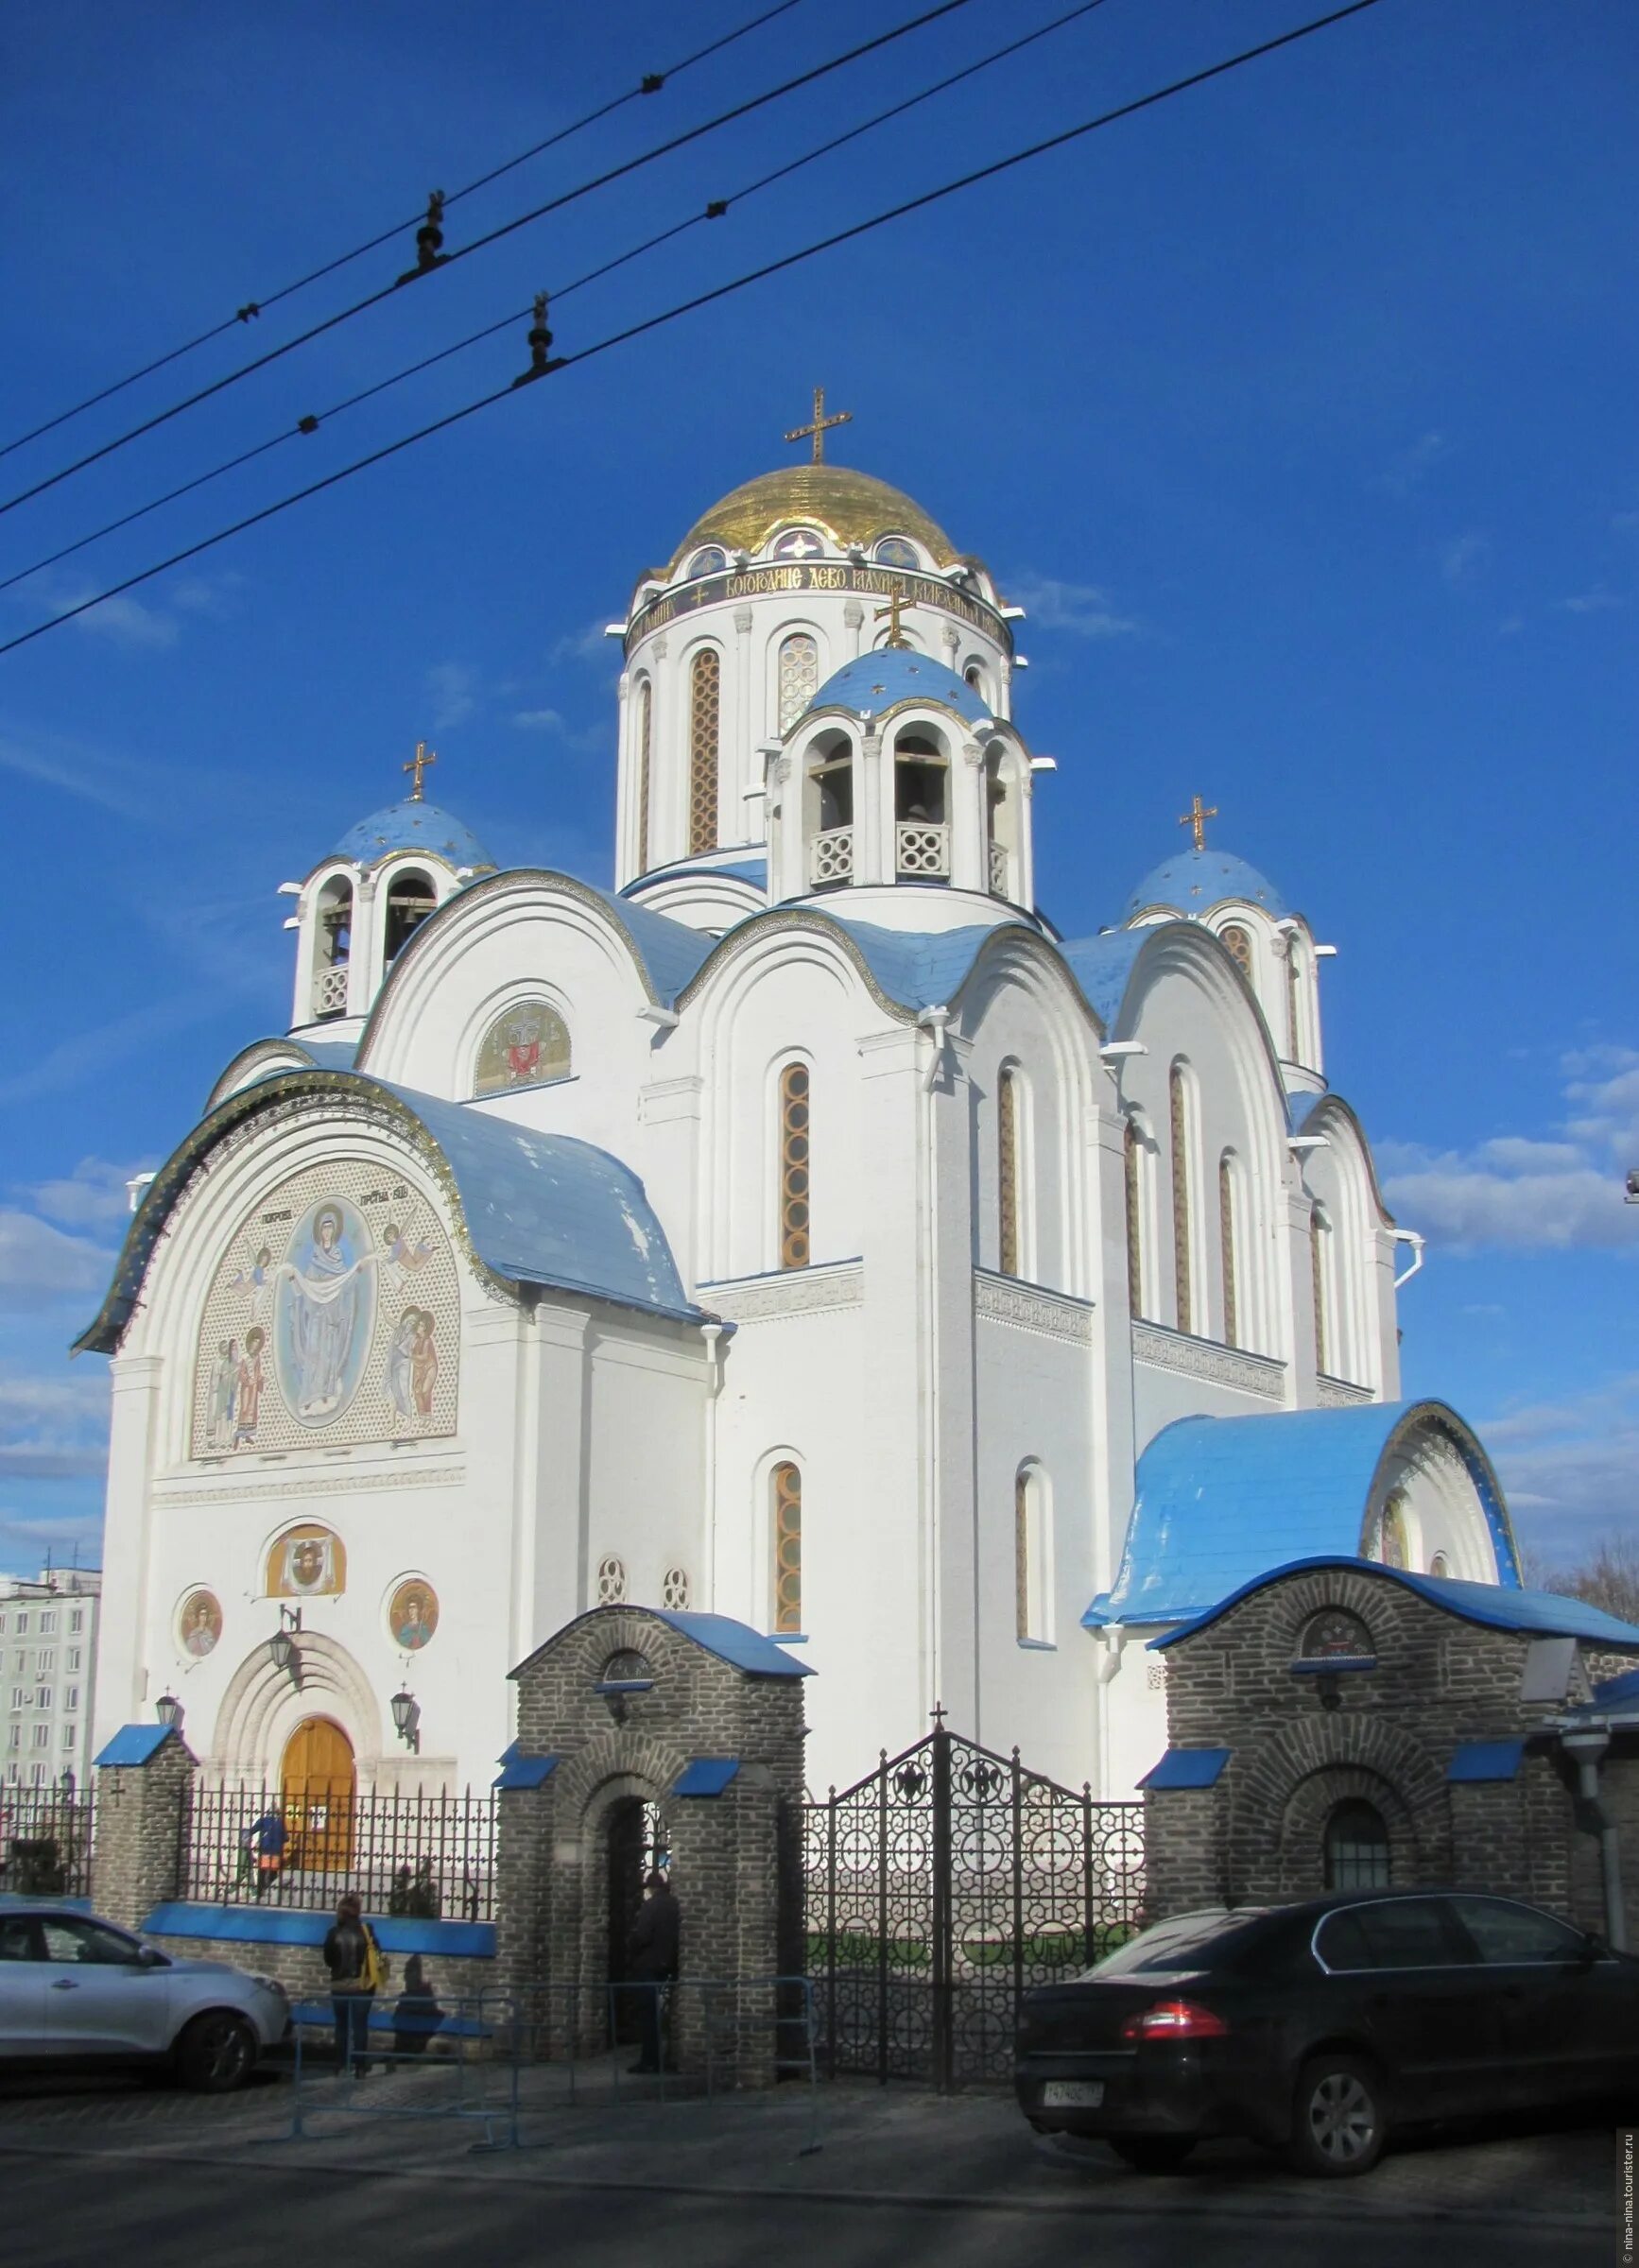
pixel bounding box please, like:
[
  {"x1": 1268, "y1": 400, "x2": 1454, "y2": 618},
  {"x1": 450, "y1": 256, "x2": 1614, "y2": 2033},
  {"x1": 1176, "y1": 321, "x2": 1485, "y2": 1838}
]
[
  {"x1": 145, "y1": 1932, "x2": 494, "y2": 2010},
  {"x1": 1146, "y1": 1564, "x2": 1588, "y2": 1921},
  {"x1": 94, "y1": 1736, "x2": 197, "y2": 1929},
  {"x1": 495, "y1": 1606, "x2": 808, "y2": 2085}
]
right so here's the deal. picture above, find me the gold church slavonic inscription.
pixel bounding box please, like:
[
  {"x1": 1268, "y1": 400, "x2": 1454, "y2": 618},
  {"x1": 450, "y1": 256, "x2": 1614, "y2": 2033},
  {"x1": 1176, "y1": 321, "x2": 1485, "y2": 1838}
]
[{"x1": 191, "y1": 1161, "x2": 459, "y2": 1456}]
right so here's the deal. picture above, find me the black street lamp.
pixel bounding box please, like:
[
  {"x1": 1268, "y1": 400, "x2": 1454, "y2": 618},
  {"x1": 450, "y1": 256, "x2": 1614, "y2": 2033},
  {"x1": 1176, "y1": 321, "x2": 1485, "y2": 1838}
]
[
  {"x1": 389, "y1": 1688, "x2": 422, "y2": 1754},
  {"x1": 268, "y1": 1604, "x2": 302, "y2": 1679},
  {"x1": 155, "y1": 1692, "x2": 184, "y2": 1733}
]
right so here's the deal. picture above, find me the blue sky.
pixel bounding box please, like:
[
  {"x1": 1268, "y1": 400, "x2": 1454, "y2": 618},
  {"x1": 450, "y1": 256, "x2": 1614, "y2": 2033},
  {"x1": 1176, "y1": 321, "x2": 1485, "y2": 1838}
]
[{"x1": 0, "y1": 0, "x2": 1634, "y2": 1577}]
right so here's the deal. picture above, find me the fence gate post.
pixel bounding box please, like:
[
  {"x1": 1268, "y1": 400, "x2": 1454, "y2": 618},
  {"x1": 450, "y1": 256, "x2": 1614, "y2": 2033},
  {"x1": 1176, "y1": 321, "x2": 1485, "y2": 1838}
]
[{"x1": 930, "y1": 1714, "x2": 953, "y2": 2093}]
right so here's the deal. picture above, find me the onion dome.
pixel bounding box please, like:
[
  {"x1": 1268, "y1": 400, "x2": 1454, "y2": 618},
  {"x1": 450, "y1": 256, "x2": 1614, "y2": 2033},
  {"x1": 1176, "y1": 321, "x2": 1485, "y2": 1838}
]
[
  {"x1": 670, "y1": 465, "x2": 956, "y2": 571},
  {"x1": 1124, "y1": 848, "x2": 1287, "y2": 922},
  {"x1": 330, "y1": 799, "x2": 494, "y2": 873},
  {"x1": 803, "y1": 649, "x2": 991, "y2": 728}
]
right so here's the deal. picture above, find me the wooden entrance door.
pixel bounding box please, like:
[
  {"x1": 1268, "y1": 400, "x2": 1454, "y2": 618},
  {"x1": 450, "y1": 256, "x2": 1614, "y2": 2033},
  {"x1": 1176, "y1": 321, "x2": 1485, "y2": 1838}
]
[{"x1": 280, "y1": 1718, "x2": 355, "y2": 1875}]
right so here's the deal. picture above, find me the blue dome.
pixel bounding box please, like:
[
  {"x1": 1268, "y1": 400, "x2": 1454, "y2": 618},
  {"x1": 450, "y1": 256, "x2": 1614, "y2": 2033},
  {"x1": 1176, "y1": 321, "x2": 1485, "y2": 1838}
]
[
  {"x1": 331, "y1": 799, "x2": 494, "y2": 872},
  {"x1": 1124, "y1": 847, "x2": 1286, "y2": 921},
  {"x1": 804, "y1": 650, "x2": 991, "y2": 729}
]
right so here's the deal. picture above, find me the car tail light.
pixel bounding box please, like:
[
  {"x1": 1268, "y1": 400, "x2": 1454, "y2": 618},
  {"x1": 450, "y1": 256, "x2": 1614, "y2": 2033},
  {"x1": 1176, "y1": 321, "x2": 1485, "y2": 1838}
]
[{"x1": 1119, "y1": 1999, "x2": 1230, "y2": 2041}]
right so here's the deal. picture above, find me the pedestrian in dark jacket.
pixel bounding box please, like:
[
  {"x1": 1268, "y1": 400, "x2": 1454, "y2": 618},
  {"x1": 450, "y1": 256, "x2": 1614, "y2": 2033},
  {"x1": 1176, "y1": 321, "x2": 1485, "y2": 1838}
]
[
  {"x1": 322, "y1": 1892, "x2": 376, "y2": 2075},
  {"x1": 627, "y1": 1871, "x2": 680, "y2": 2074}
]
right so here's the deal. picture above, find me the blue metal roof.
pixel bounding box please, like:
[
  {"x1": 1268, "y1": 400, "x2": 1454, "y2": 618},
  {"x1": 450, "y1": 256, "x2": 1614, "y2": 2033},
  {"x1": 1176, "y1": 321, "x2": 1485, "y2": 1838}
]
[
  {"x1": 1149, "y1": 1556, "x2": 1639, "y2": 1653},
  {"x1": 1085, "y1": 1400, "x2": 1520, "y2": 1629},
  {"x1": 1591, "y1": 1668, "x2": 1639, "y2": 1711},
  {"x1": 1139, "y1": 1747, "x2": 1231, "y2": 1791},
  {"x1": 1058, "y1": 930, "x2": 1151, "y2": 1032},
  {"x1": 671, "y1": 1759, "x2": 741, "y2": 1797},
  {"x1": 576, "y1": 882, "x2": 716, "y2": 1007},
  {"x1": 1124, "y1": 847, "x2": 1287, "y2": 922},
  {"x1": 804, "y1": 650, "x2": 991, "y2": 727},
  {"x1": 332, "y1": 799, "x2": 494, "y2": 872},
  {"x1": 95, "y1": 1725, "x2": 181, "y2": 1768},
  {"x1": 647, "y1": 1609, "x2": 815, "y2": 1676},
  {"x1": 1447, "y1": 1739, "x2": 1525, "y2": 1782},
  {"x1": 827, "y1": 919, "x2": 1006, "y2": 1010},
  {"x1": 75, "y1": 1069, "x2": 702, "y2": 1353},
  {"x1": 622, "y1": 853, "x2": 768, "y2": 900},
  {"x1": 494, "y1": 1755, "x2": 560, "y2": 1791}
]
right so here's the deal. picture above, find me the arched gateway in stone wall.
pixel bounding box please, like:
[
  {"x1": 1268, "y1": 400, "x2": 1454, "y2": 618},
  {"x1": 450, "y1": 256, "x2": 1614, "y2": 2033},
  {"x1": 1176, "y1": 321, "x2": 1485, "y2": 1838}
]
[{"x1": 492, "y1": 1606, "x2": 811, "y2": 2085}]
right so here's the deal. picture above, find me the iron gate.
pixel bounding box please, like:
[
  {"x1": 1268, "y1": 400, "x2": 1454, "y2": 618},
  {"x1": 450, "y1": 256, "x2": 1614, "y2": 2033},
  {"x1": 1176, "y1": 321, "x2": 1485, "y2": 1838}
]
[{"x1": 803, "y1": 1723, "x2": 1146, "y2": 2088}]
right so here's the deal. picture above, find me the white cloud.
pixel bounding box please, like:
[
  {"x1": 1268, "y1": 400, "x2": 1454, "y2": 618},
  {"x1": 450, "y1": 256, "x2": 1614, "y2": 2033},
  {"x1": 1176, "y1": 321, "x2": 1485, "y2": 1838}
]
[
  {"x1": 1475, "y1": 1373, "x2": 1639, "y2": 1564},
  {"x1": 1000, "y1": 575, "x2": 1139, "y2": 639},
  {"x1": 0, "y1": 1211, "x2": 114, "y2": 1310},
  {"x1": 425, "y1": 662, "x2": 477, "y2": 730},
  {"x1": 1556, "y1": 586, "x2": 1625, "y2": 614},
  {"x1": 23, "y1": 1158, "x2": 151, "y2": 1230},
  {"x1": 1382, "y1": 1050, "x2": 1639, "y2": 1252},
  {"x1": 512, "y1": 708, "x2": 565, "y2": 732},
  {"x1": 0, "y1": 728, "x2": 147, "y2": 816},
  {"x1": 1375, "y1": 430, "x2": 1450, "y2": 498},
  {"x1": 0, "y1": 1371, "x2": 111, "y2": 1481},
  {"x1": 1440, "y1": 531, "x2": 1490, "y2": 588},
  {"x1": 548, "y1": 618, "x2": 619, "y2": 668},
  {"x1": 71, "y1": 591, "x2": 180, "y2": 649}
]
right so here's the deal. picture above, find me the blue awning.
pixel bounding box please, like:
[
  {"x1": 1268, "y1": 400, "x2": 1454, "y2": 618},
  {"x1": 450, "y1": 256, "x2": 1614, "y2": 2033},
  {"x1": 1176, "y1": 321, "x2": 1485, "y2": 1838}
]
[
  {"x1": 671, "y1": 1758, "x2": 740, "y2": 1798},
  {"x1": 1446, "y1": 1739, "x2": 1526, "y2": 1783},
  {"x1": 1137, "y1": 1747, "x2": 1231, "y2": 1791},
  {"x1": 493, "y1": 1755, "x2": 560, "y2": 1791},
  {"x1": 95, "y1": 1725, "x2": 179, "y2": 1768}
]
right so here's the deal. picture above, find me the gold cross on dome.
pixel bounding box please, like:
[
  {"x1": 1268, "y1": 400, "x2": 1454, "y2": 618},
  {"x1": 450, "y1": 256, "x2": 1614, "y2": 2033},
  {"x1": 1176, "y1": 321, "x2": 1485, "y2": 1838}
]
[
  {"x1": 404, "y1": 741, "x2": 437, "y2": 801},
  {"x1": 1179, "y1": 793, "x2": 1218, "y2": 851},
  {"x1": 784, "y1": 385, "x2": 852, "y2": 465},
  {"x1": 873, "y1": 585, "x2": 917, "y2": 648}
]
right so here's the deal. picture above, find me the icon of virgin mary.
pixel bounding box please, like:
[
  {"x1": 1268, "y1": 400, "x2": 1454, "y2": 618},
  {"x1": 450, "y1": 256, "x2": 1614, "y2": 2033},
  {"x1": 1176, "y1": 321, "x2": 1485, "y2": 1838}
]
[{"x1": 275, "y1": 1199, "x2": 377, "y2": 1424}]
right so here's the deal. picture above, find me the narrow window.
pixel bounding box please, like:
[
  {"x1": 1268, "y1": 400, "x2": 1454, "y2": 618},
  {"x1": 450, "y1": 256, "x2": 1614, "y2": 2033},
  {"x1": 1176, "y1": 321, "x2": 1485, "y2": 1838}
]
[
  {"x1": 1169, "y1": 1066, "x2": 1193, "y2": 1334},
  {"x1": 778, "y1": 632, "x2": 819, "y2": 732},
  {"x1": 997, "y1": 1069, "x2": 1020, "y2": 1277},
  {"x1": 312, "y1": 876, "x2": 354, "y2": 1020},
  {"x1": 635, "y1": 677, "x2": 653, "y2": 872},
  {"x1": 1323, "y1": 1800, "x2": 1390, "y2": 1891},
  {"x1": 1124, "y1": 1119, "x2": 1144, "y2": 1318},
  {"x1": 1014, "y1": 1469, "x2": 1030, "y2": 1640},
  {"x1": 772, "y1": 1463, "x2": 802, "y2": 1633},
  {"x1": 384, "y1": 868, "x2": 437, "y2": 962},
  {"x1": 1218, "y1": 1153, "x2": 1238, "y2": 1349},
  {"x1": 1221, "y1": 924, "x2": 1251, "y2": 978},
  {"x1": 1428, "y1": 1551, "x2": 1450, "y2": 1579},
  {"x1": 688, "y1": 647, "x2": 720, "y2": 854},
  {"x1": 1311, "y1": 1206, "x2": 1329, "y2": 1375},
  {"x1": 1015, "y1": 1465, "x2": 1050, "y2": 1641},
  {"x1": 779, "y1": 1063, "x2": 811, "y2": 1269}
]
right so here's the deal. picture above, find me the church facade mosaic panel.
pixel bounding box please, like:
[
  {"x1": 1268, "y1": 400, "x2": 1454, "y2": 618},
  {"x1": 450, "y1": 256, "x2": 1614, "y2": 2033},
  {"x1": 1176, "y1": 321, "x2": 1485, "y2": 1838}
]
[
  {"x1": 388, "y1": 1575, "x2": 439, "y2": 1651},
  {"x1": 190, "y1": 1160, "x2": 459, "y2": 1456},
  {"x1": 474, "y1": 999, "x2": 571, "y2": 1095},
  {"x1": 178, "y1": 1588, "x2": 222, "y2": 1658},
  {"x1": 266, "y1": 1522, "x2": 347, "y2": 1597}
]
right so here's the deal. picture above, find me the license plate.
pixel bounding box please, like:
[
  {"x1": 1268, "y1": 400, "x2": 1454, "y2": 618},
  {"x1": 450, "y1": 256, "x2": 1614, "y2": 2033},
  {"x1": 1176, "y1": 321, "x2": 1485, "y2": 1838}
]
[{"x1": 1042, "y1": 2080, "x2": 1104, "y2": 2107}]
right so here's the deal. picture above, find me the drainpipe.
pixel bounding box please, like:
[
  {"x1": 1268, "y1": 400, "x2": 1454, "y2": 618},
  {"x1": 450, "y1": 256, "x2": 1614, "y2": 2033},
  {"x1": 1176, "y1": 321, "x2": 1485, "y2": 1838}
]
[
  {"x1": 917, "y1": 1005, "x2": 951, "y2": 1094},
  {"x1": 1561, "y1": 1726, "x2": 1627, "y2": 1950},
  {"x1": 1392, "y1": 1229, "x2": 1425, "y2": 1289},
  {"x1": 700, "y1": 1323, "x2": 725, "y2": 1611}
]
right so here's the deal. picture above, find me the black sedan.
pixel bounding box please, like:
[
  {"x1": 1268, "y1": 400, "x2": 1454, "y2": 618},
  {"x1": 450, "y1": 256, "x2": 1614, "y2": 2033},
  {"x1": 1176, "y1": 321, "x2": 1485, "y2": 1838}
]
[{"x1": 1015, "y1": 1889, "x2": 1638, "y2": 2176}]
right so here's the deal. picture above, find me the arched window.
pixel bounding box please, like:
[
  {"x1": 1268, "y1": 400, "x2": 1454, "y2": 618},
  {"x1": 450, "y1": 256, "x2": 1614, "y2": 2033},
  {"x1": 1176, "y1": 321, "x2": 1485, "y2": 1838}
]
[
  {"x1": 875, "y1": 537, "x2": 920, "y2": 570},
  {"x1": 805, "y1": 732, "x2": 854, "y2": 887},
  {"x1": 1311, "y1": 1205, "x2": 1331, "y2": 1375},
  {"x1": 1169, "y1": 1065, "x2": 1193, "y2": 1335},
  {"x1": 1124, "y1": 1119, "x2": 1144, "y2": 1318},
  {"x1": 778, "y1": 632, "x2": 820, "y2": 733},
  {"x1": 771, "y1": 1463, "x2": 802, "y2": 1633},
  {"x1": 997, "y1": 1068, "x2": 1021, "y2": 1277},
  {"x1": 384, "y1": 868, "x2": 437, "y2": 963},
  {"x1": 1323, "y1": 1799, "x2": 1390, "y2": 1891},
  {"x1": 985, "y1": 747, "x2": 1015, "y2": 897},
  {"x1": 688, "y1": 647, "x2": 720, "y2": 854},
  {"x1": 894, "y1": 731, "x2": 950, "y2": 879},
  {"x1": 1296, "y1": 1607, "x2": 1374, "y2": 1663},
  {"x1": 634, "y1": 677, "x2": 653, "y2": 872},
  {"x1": 687, "y1": 545, "x2": 727, "y2": 578},
  {"x1": 311, "y1": 876, "x2": 353, "y2": 1020},
  {"x1": 595, "y1": 1555, "x2": 627, "y2": 1605},
  {"x1": 1014, "y1": 1464, "x2": 1051, "y2": 1641},
  {"x1": 1428, "y1": 1551, "x2": 1450, "y2": 1579},
  {"x1": 661, "y1": 1566, "x2": 689, "y2": 1611},
  {"x1": 778, "y1": 1062, "x2": 811, "y2": 1269},
  {"x1": 1218, "y1": 1152, "x2": 1239, "y2": 1349},
  {"x1": 1221, "y1": 924, "x2": 1252, "y2": 978},
  {"x1": 1285, "y1": 936, "x2": 1303, "y2": 1059}
]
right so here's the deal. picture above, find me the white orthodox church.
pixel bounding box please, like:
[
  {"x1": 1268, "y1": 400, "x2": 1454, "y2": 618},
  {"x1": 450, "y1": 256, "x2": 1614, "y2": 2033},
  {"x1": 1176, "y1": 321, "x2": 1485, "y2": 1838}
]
[{"x1": 83, "y1": 444, "x2": 1525, "y2": 1805}]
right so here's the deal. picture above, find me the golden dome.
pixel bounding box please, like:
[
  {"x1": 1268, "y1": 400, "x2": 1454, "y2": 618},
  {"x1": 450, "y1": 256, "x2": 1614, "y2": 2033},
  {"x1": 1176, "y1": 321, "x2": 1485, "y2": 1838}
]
[{"x1": 672, "y1": 465, "x2": 957, "y2": 569}]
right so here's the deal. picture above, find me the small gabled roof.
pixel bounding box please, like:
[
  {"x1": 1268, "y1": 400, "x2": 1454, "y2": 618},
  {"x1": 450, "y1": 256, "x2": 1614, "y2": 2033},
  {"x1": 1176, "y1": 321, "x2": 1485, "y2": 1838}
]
[{"x1": 1149, "y1": 1555, "x2": 1639, "y2": 1655}]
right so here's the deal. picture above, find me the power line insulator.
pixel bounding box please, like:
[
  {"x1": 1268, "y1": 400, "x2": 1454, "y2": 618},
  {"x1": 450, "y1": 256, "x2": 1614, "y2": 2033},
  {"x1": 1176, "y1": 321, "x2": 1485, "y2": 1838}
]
[
  {"x1": 706, "y1": 199, "x2": 728, "y2": 219},
  {"x1": 298, "y1": 415, "x2": 319, "y2": 435},
  {"x1": 641, "y1": 73, "x2": 664, "y2": 94},
  {"x1": 236, "y1": 303, "x2": 261, "y2": 324},
  {"x1": 511, "y1": 292, "x2": 565, "y2": 388},
  {"x1": 396, "y1": 191, "x2": 449, "y2": 285}
]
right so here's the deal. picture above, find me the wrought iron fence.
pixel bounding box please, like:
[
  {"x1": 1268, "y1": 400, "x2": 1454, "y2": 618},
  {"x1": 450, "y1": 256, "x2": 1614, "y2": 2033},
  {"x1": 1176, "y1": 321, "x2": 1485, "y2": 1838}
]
[
  {"x1": 182, "y1": 1783, "x2": 497, "y2": 1918},
  {"x1": 803, "y1": 1723, "x2": 1146, "y2": 2088},
  {"x1": 0, "y1": 1787, "x2": 95, "y2": 1899}
]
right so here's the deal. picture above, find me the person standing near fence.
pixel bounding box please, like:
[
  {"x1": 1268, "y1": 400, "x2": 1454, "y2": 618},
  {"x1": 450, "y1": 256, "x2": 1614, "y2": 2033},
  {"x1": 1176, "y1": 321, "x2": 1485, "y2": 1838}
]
[
  {"x1": 322, "y1": 1892, "x2": 383, "y2": 2076},
  {"x1": 627, "y1": 1870, "x2": 680, "y2": 2074}
]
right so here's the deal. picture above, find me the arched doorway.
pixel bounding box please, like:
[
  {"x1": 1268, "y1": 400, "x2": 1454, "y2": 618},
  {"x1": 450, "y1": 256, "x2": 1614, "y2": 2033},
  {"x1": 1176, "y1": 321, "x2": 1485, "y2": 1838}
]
[
  {"x1": 1323, "y1": 1798, "x2": 1390, "y2": 1891},
  {"x1": 603, "y1": 1795, "x2": 668, "y2": 2046},
  {"x1": 280, "y1": 1717, "x2": 356, "y2": 1875}
]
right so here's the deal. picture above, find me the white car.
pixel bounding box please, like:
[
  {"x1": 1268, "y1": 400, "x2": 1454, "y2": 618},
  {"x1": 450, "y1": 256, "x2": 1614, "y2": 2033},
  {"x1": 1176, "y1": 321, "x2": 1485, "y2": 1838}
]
[{"x1": 0, "y1": 1904, "x2": 289, "y2": 2091}]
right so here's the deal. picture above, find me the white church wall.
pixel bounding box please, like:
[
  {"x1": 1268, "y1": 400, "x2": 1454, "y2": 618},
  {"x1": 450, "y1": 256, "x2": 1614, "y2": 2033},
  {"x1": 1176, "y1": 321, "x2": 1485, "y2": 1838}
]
[
  {"x1": 582, "y1": 1325, "x2": 709, "y2": 1616},
  {"x1": 1130, "y1": 1351, "x2": 1291, "y2": 1453},
  {"x1": 1099, "y1": 1640, "x2": 1172, "y2": 1797}
]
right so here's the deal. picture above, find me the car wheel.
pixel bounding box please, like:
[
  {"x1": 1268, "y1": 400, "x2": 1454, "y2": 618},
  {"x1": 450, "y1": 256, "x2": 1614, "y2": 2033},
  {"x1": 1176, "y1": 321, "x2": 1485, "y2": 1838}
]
[
  {"x1": 176, "y1": 2011, "x2": 257, "y2": 2094},
  {"x1": 1287, "y1": 2053, "x2": 1386, "y2": 2177},
  {"x1": 1108, "y1": 2136, "x2": 1197, "y2": 2174}
]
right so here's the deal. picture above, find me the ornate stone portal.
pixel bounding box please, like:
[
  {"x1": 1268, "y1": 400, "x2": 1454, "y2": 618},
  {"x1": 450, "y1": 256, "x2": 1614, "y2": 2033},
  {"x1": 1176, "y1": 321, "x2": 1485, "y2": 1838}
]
[{"x1": 493, "y1": 1606, "x2": 810, "y2": 2087}]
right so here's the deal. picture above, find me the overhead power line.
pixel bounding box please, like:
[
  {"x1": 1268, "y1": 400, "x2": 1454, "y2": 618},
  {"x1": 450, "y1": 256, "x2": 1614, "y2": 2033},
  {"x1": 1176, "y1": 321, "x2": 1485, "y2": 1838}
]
[
  {"x1": 0, "y1": 0, "x2": 980, "y2": 523},
  {"x1": 0, "y1": 0, "x2": 1116, "y2": 598},
  {"x1": 0, "y1": 0, "x2": 807, "y2": 466},
  {"x1": 0, "y1": 0, "x2": 1386, "y2": 666}
]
